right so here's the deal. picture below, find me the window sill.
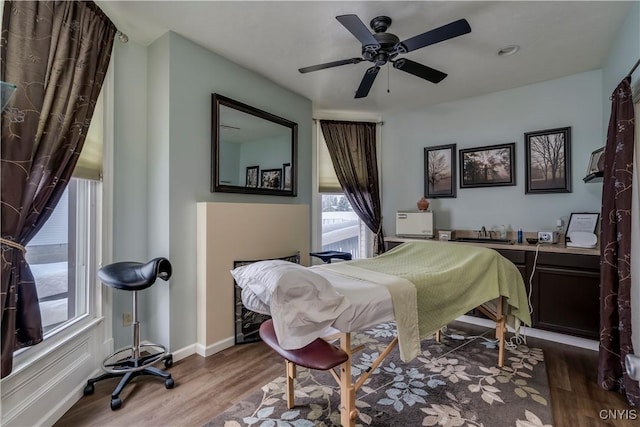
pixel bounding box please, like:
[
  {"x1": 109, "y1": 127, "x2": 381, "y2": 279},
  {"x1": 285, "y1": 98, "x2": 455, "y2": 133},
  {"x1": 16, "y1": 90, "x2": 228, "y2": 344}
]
[
  {"x1": 1, "y1": 315, "x2": 106, "y2": 426},
  {"x1": 7, "y1": 315, "x2": 104, "y2": 379}
]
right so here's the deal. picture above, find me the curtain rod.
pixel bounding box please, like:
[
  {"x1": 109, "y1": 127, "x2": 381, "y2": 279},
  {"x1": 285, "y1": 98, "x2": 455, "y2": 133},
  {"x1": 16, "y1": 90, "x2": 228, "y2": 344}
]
[
  {"x1": 628, "y1": 58, "x2": 640, "y2": 77},
  {"x1": 313, "y1": 118, "x2": 384, "y2": 126}
]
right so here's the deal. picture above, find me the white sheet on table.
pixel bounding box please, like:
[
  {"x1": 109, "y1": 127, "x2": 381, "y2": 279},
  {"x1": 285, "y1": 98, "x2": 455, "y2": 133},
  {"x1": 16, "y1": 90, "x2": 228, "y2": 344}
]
[
  {"x1": 239, "y1": 265, "x2": 395, "y2": 349},
  {"x1": 309, "y1": 267, "x2": 395, "y2": 333},
  {"x1": 313, "y1": 264, "x2": 420, "y2": 362}
]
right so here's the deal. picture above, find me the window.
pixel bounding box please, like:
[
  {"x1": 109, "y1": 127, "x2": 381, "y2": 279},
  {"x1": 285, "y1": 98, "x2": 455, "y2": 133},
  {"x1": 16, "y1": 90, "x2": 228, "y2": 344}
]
[
  {"x1": 21, "y1": 87, "x2": 104, "y2": 340},
  {"x1": 1, "y1": 64, "x2": 110, "y2": 427},
  {"x1": 320, "y1": 194, "x2": 367, "y2": 258},
  {"x1": 26, "y1": 178, "x2": 98, "y2": 336},
  {"x1": 317, "y1": 126, "x2": 372, "y2": 259}
]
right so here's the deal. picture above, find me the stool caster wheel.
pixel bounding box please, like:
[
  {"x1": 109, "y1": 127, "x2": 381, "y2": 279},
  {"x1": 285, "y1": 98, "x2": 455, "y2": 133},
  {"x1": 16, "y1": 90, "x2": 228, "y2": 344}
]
[
  {"x1": 111, "y1": 397, "x2": 122, "y2": 410},
  {"x1": 83, "y1": 383, "x2": 94, "y2": 396},
  {"x1": 165, "y1": 378, "x2": 175, "y2": 389},
  {"x1": 164, "y1": 355, "x2": 173, "y2": 368}
]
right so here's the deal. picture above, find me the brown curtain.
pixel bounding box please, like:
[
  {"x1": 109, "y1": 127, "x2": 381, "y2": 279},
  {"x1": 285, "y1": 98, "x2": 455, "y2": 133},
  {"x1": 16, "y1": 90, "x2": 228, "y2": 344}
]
[
  {"x1": 598, "y1": 76, "x2": 639, "y2": 406},
  {"x1": 320, "y1": 120, "x2": 385, "y2": 255},
  {"x1": 0, "y1": 1, "x2": 116, "y2": 378}
]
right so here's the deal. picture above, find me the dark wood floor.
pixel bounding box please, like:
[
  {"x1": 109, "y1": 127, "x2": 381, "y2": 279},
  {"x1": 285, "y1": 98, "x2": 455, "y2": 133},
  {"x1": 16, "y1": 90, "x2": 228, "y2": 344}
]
[{"x1": 55, "y1": 322, "x2": 637, "y2": 427}]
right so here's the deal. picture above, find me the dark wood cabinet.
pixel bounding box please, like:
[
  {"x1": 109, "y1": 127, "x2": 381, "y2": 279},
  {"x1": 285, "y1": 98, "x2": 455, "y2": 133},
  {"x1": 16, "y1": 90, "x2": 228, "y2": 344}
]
[
  {"x1": 385, "y1": 239, "x2": 601, "y2": 340},
  {"x1": 526, "y1": 252, "x2": 600, "y2": 339}
]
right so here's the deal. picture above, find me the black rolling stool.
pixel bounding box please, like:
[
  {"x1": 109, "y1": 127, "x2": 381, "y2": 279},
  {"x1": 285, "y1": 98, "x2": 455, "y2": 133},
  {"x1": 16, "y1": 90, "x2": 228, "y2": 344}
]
[
  {"x1": 83, "y1": 257, "x2": 175, "y2": 410},
  {"x1": 310, "y1": 250, "x2": 353, "y2": 264}
]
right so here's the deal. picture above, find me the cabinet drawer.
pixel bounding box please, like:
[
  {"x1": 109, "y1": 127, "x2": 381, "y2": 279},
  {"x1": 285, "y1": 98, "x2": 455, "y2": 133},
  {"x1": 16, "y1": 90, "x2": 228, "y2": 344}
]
[
  {"x1": 496, "y1": 249, "x2": 526, "y2": 265},
  {"x1": 533, "y1": 252, "x2": 599, "y2": 270}
]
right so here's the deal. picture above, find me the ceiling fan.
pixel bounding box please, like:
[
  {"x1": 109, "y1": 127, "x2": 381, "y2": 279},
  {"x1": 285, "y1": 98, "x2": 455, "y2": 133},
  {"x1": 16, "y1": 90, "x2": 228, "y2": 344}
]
[{"x1": 298, "y1": 14, "x2": 471, "y2": 98}]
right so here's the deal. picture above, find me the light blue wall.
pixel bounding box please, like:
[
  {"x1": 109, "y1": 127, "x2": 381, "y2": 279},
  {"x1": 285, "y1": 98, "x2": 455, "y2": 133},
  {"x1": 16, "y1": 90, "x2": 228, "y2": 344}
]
[
  {"x1": 220, "y1": 136, "x2": 291, "y2": 186},
  {"x1": 145, "y1": 33, "x2": 172, "y2": 346},
  {"x1": 601, "y1": 1, "x2": 639, "y2": 120},
  {"x1": 111, "y1": 32, "x2": 312, "y2": 351},
  {"x1": 381, "y1": 70, "x2": 604, "y2": 235},
  {"x1": 112, "y1": 40, "x2": 149, "y2": 347}
]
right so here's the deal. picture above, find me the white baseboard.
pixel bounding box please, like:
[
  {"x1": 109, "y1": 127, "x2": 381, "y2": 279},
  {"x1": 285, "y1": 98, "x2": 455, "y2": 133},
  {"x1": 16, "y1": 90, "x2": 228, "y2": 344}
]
[
  {"x1": 457, "y1": 315, "x2": 599, "y2": 351},
  {"x1": 171, "y1": 343, "x2": 197, "y2": 362},
  {"x1": 195, "y1": 336, "x2": 235, "y2": 357},
  {"x1": 143, "y1": 335, "x2": 238, "y2": 362}
]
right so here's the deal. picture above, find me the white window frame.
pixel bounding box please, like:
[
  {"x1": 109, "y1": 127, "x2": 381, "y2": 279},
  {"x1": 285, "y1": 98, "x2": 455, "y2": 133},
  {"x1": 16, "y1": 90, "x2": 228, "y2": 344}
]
[{"x1": 0, "y1": 64, "x2": 114, "y2": 427}]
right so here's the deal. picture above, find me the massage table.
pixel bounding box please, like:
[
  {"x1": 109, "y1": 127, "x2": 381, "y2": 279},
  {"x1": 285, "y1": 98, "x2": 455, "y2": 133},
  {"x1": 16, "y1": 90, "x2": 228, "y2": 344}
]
[{"x1": 233, "y1": 241, "x2": 531, "y2": 427}]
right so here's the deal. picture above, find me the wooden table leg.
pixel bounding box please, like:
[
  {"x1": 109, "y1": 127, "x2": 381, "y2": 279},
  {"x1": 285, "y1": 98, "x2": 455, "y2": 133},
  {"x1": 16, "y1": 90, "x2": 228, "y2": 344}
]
[
  {"x1": 339, "y1": 333, "x2": 356, "y2": 427},
  {"x1": 496, "y1": 297, "x2": 506, "y2": 368},
  {"x1": 497, "y1": 317, "x2": 507, "y2": 368},
  {"x1": 285, "y1": 360, "x2": 296, "y2": 409}
]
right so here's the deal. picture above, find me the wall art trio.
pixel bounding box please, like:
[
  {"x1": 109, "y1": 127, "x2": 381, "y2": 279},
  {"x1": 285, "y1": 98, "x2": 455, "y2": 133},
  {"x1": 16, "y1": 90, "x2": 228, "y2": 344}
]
[{"x1": 424, "y1": 126, "x2": 573, "y2": 197}]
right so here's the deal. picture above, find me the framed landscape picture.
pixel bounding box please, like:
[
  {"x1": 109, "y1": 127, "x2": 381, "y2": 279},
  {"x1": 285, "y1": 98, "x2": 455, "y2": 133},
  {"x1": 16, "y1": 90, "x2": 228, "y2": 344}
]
[
  {"x1": 261, "y1": 168, "x2": 282, "y2": 189},
  {"x1": 245, "y1": 165, "x2": 259, "y2": 187},
  {"x1": 424, "y1": 144, "x2": 456, "y2": 198},
  {"x1": 525, "y1": 127, "x2": 571, "y2": 194},
  {"x1": 459, "y1": 143, "x2": 515, "y2": 188}
]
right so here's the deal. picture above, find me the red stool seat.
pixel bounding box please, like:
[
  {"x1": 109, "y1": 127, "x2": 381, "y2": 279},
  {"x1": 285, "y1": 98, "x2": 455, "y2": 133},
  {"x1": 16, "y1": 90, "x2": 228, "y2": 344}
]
[{"x1": 259, "y1": 320, "x2": 348, "y2": 370}]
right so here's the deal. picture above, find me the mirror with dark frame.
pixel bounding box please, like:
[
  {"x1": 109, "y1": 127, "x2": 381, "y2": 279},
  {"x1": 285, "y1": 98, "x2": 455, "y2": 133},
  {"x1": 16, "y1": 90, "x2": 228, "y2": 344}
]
[{"x1": 211, "y1": 93, "x2": 297, "y2": 196}]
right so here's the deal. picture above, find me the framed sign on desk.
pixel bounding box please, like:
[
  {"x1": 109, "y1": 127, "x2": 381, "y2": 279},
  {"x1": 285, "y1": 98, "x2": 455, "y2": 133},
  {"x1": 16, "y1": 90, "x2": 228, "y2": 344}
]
[{"x1": 566, "y1": 212, "x2": 599, "y2": 238}]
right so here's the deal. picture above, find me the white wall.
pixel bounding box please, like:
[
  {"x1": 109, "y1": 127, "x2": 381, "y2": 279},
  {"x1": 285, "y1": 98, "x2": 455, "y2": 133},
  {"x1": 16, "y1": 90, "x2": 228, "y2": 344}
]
[
  {"x1": 381, "y1": 70, "x2": 603, "y2": 235},
  {"x1": 600, "y1": 1, "x2": 640, "y2": 355}
]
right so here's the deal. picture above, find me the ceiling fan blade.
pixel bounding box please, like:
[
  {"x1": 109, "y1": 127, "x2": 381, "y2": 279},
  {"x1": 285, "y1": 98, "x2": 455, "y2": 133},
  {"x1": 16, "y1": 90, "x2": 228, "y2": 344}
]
[
  {"x1": 393, "y1": 58, "x2": 447, "y2": 83},
  {"x1": 398, "y1": 19, "x2": 471, "y2": 53},
  {"x1": 336, "y1": 14, "x2": 380, "y2": 48},
  {"x1": 298, "y1": 58, "x2": 363, "y2": 73},
  {"x1": 355, "y1": 66, "x2": 380, "y2": 98}
]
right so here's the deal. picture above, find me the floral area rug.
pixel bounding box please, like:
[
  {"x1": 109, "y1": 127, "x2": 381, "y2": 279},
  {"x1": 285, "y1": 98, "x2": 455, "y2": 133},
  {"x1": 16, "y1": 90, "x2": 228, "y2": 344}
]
[{"x1": 205, "y1": 323, "x2": 553, "y2": 427}]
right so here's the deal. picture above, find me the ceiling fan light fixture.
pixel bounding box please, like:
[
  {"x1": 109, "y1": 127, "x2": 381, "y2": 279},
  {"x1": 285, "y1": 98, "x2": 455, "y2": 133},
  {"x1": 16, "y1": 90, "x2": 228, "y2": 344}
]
[{"x1": 497, "y1": 45, "x2": 520, "y2": 57}]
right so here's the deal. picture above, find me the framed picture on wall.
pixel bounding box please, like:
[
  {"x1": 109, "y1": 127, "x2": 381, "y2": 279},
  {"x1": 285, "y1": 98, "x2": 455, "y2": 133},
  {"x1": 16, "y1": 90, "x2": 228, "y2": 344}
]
[
  {"x1": 525, "y1": 127, "x2": 572, "y2": 194},
  {"x1": 245, "y1": 165, "x2": 259, "y2": 187},
  {"x1": 261, "y1": 168, "x2": 282, "y2": 189},
  {"x1": 282, "y1": 163, "x2": 292, "y2": 191},
  {"x1": 586, "y1": 146, "x2": 605, "y2": 175},
  {"x1": 459, "y1": 143, "x2": 516, "y2": 188},
  {"x1": 424, "y1": 144, "x2": 456, "y2": 198}
]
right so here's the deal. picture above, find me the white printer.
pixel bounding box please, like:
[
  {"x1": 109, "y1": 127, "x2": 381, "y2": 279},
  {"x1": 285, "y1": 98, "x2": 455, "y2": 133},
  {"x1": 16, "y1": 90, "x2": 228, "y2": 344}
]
[{"x1": 396, "y1": 211, "x2": 434, "y2": 238}]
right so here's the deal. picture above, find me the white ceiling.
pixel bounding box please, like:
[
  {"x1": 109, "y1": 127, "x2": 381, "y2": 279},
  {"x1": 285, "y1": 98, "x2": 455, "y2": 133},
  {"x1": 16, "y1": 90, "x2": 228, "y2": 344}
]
[{"x1": 97, "y1": 1, "x2": 632, "y2": 114}]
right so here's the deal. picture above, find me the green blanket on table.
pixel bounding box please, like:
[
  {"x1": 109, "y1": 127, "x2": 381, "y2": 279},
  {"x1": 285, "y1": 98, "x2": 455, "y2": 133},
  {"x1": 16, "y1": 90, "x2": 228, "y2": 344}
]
[{"x1": 336, "y1": 241, "x2": 531, "y2": 345}]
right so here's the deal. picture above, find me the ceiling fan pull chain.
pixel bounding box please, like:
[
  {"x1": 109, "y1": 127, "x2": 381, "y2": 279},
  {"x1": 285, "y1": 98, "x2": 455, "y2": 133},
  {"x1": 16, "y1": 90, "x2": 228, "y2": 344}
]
[{"x1": 387, "y1": 63, "x2": 390, "y2": 93}]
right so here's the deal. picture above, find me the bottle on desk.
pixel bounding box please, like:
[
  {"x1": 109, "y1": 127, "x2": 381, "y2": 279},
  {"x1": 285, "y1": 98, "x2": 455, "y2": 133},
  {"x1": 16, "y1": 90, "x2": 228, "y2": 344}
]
[{"x1": 517, "y1": 228, "x2": 523, "y2": 244}]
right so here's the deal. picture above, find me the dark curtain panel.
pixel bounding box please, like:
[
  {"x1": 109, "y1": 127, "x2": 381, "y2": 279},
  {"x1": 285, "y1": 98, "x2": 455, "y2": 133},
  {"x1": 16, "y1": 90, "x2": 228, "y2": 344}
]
[
  {"x1": 320, "y1": 120, "x2": 385, "y2": 255},
  {"x1": 0, "y1": 1, "x2": 116, "y2": 378},
  {"x1": 598, "y1": 76, "x2": 639, "y2": 406}
]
